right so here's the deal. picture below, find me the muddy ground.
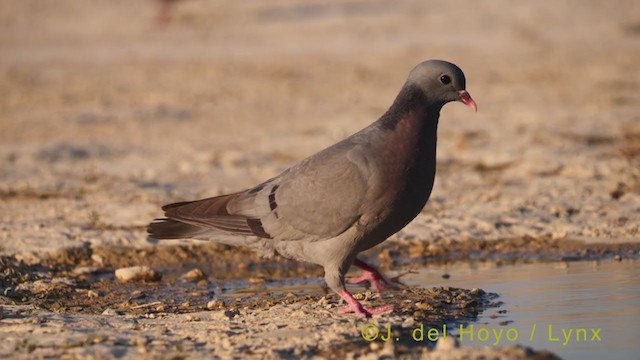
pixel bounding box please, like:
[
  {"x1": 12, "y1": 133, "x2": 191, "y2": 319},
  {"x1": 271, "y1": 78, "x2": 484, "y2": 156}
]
[{"x1": 1, "y1": 0, "x2": 640, "y2": 359}]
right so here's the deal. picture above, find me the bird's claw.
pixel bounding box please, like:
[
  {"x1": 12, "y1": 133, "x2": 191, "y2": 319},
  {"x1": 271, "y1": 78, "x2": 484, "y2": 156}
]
[{"x1": 348, "y1": 262, "x2": 413, "y2": 293}]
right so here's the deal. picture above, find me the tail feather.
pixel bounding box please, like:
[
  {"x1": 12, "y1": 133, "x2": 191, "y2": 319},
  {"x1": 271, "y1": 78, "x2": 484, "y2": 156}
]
[
  {"x1": 147, "y1": 218, "x2": 211, "y2": 240},
  {"x1": 148, "y1": 192, "x2": 271, "y2": 240}
]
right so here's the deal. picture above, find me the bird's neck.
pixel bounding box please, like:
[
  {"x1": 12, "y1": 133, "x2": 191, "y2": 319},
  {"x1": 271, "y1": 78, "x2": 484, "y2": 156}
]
[{"x1": 377, "y1": 84, "x2": 441, "y2": 141}]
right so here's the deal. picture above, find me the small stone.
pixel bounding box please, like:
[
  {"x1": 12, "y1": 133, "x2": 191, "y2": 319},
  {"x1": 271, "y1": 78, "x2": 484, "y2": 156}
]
[
  {"x1": 185, "y1": 315, "x2": 200, "y2": 322},
  {"x1": 206, "y1": 299, "x2": 226, "y2": 310},
  {"x1": 102, "y1": 308, "x2": 122, "y2": 316},
  {"x1": 87, "y1": 290, "x2": 99, "y2": 299},
  {"x1": 441, "y1": 273, "x2": 451, "y2": 279},
  {"x1": 469, "y1": 288, "x2": 485, "y2": 296},
  {"x1": 131, "y1": 336, "x2": 148, "y2": 347},
  {"x1": 415, "y1": 302, "x2": 433, "y2": 311},
  {"x1": 155, "y1": 304, "x2": 165, "y2": 312},
  {"x1": 402, "y1": 317, "x2": 416, "y2": 327},
  {"x1": 551, "y1": 230, "x2": 567, "y2": 240},
  {"x1": 91, "y1": 254, "x2": 105, "y2": 266},
  {"x1": 115, "y1": 266, "x2": 161, "y2": 283},
  {"x1": 369, "y1": 342, "x2": 381, "y2": 351},
  {"x1": 130, "y1": 290, "x2": 145, "y2": 299},
  {"x1": 435, "y1": 335, "x2": 459, "y2": 351},
  {"x1": 248, "y1": 277, "x2": 267, "y2": 285},
  {"x1": 317, "y1": 296, "x2": 329, "y2": 306},
  {"x1": 381, "y1": 340, "x2": 396, "y2": 357},
  {"x1": 220, "y1": 337, "x2": 232, "y2": 349},
  {"x1": 181, "y1": 268, "x2": 207, "y2": 283},
  {"x1": 427, "y1": 243, "x2": 445, "y2": 256},
  {"x1": 224, "y1": 309, "x2": 240, "y2": 319},
  {"x1": 291, "y1": 310, "x2": 306, "y2": 317},
  {"x1": 614, "y1": 255, "x2": 622, "y2": 262}
]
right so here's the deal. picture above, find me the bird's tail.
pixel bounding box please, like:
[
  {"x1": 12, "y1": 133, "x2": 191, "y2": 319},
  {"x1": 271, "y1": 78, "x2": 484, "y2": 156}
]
[
  {"x1": 147, "y1": 212, "x2": 277, "y2": 258},
  {"x1": 147, "y1": 218, "x2": 212, "y2": 241}
]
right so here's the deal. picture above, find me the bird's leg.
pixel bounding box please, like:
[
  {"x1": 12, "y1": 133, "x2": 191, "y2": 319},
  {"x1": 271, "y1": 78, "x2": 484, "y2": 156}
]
[
  {"x1": 325, "y1": 267, "x2": 393, "y2": 318},
  {"x1": 348, "y1": 258, "x2": 403, "y2": 293}
]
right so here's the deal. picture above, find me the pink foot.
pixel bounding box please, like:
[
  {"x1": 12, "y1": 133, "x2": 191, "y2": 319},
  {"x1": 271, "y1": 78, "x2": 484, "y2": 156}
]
[
  {"x1": 347, "y1": 259, "x2": 407, "y2": 293},
  {"x1": 336, "y1": 290, "x2": 393, "y2": 318}
]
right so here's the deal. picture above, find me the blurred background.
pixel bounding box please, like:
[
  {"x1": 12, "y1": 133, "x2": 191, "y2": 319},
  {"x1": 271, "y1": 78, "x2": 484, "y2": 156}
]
[{"x1": 1, "y1": 0, "x2": 639, "y2": 256}]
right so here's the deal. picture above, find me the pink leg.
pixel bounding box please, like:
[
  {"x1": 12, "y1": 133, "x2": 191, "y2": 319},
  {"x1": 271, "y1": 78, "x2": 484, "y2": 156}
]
[
  {"x1": 347, "y1": 259, "x2": 400, "y2": 293},
  {"x1": 336, "y1": 290, "x2": 393, "y2": 318}
]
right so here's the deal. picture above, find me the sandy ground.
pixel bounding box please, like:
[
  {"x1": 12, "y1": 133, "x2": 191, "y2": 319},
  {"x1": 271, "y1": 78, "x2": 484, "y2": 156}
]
[{"x1": 1, "y1": 0, "x2": 639, "y2": 358}]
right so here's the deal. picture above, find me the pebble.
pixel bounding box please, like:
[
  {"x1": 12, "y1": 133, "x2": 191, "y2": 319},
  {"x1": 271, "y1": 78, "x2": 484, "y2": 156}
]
[
  {"x1": 380, "y1": 340, "x2": 396, "y2": 357},
  {"x1": 415, "y1": 302, "x2": 433, "y2": 311},
  {"x1": 402, "y1": 317, "x2": 415, "y2": 327},
  {"x1": 131, "y1": 336, "x2": 148, "y2": 347},
  {"x1": 115, "y1": 266, "x2": 161, "y2": 283},
  {"x1": 220, "y1": 337, "x2": 232, "y2": 349},
  {"x1": 211, "y1": 309, "x2": 240, "y2": 320},
  {"x1": 73, "y1": 266, "x2": 101, "y2": 275},
  {"x1": 435, "y1": 335, "x2": 459, "y2": 351},
  {"x1": 91, "y1": 254, "x2": 105, "y2": 266},
  {"x1": 206, "y1": 299, "x2": 226, "y2": 310},
  {"x1": 248, "y1": 277, "x2": 267, "y2": 285},
  {"x1": 87, "y1": 290, "x2": 99, "y2": 299},
  {"x1": 181, "y1": 268, "x2": 207, "y2": 283},
  {"x1": 614, "y1": 255, "x2": 622, "y2": 262},
  {"x1": 469, "y1": 288, "x2": 485, "y2": 296},
  {"x1": 185, "y1": 315, "x2": 200, "y2": 322},
  {"x1": 102, "y1": 308, "x2": 122, "y2": 316},
  {"x1": 441, "y1": 273, "x2": 451, "y2": 279},
  {"x1": 317, "y1": 296, "x2": 329, "y2": 306}
]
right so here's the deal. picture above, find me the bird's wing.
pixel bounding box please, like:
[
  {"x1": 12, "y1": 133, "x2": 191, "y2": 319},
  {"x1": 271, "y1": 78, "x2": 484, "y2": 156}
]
[
  {"x1": 155, "y1": 140, "x2": 374, "y2": 242},
  {"x1": 231, "y1": 143, "x2": 373, "y2": 241}
]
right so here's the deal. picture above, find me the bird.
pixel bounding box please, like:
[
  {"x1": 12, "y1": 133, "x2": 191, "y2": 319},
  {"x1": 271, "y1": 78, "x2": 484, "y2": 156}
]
[
  {"x1": 148, "y1": 60, "x2": 477, "y2": 317},
  {"x1": 154, "y1": 0, "x2": 182, "y2": 27}
]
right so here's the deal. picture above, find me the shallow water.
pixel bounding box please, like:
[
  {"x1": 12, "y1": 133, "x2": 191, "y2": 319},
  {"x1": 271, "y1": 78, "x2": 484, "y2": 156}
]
[
  {"x1": 204, "y1": 257, "x2": 640, "y2": 358},
  {"x1": 407, "y1": 259, "x2": 640, "y2": 360}
]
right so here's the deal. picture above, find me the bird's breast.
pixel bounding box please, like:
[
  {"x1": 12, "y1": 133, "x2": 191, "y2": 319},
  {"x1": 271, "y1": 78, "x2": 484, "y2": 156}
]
[{"x1": 358, "y1": 116, "x2": 438, "y2": 246}]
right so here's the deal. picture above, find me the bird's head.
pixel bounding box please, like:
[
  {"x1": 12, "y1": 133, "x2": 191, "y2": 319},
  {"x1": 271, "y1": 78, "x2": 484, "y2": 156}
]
[{"x1": 406, "y1": 59, "x2": 477, "y2": 112}]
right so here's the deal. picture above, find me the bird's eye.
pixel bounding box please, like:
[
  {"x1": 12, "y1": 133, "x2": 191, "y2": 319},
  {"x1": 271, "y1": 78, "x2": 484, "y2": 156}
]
[{"x1": 440, "y1": 75, "x2": 451, "y2": 84}]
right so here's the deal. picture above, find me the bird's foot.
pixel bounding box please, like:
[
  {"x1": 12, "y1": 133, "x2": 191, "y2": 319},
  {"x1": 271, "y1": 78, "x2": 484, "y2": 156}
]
[
  {"x1": 336, "y1": 290, "x2": 393, "y2": 318},
  {"x1": 349, "y1": 259, "x2": 408, "y2": 293},
  {"x1": 347, "y1": 273, "x2": 392, "y2": 293}
]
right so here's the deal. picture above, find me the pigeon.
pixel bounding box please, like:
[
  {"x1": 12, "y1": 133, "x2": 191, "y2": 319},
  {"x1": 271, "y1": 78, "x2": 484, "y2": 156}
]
[{"x1": 148, "y1": 60, "x2": 477, "y2": 317}]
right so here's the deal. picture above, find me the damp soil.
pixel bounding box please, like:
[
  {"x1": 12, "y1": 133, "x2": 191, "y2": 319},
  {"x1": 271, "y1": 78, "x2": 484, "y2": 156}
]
[
  {"x1": 1, "y1": 241, "x2": 587, "y2": 358},
  {"x1": 3, "y1": 237, "x2": 639, "y2": 317}
]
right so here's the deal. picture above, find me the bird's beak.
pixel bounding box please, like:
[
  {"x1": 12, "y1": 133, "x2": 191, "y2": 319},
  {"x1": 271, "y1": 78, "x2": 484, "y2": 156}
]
[{"x1": 458, "y1": 90, "x2": 477, "y2": 112}]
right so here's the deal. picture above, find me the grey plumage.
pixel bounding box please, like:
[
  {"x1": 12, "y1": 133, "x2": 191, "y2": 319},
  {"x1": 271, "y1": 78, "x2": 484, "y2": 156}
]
[{"x1": 148, "y1": 59, "x2": 477, "y2": 317}]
